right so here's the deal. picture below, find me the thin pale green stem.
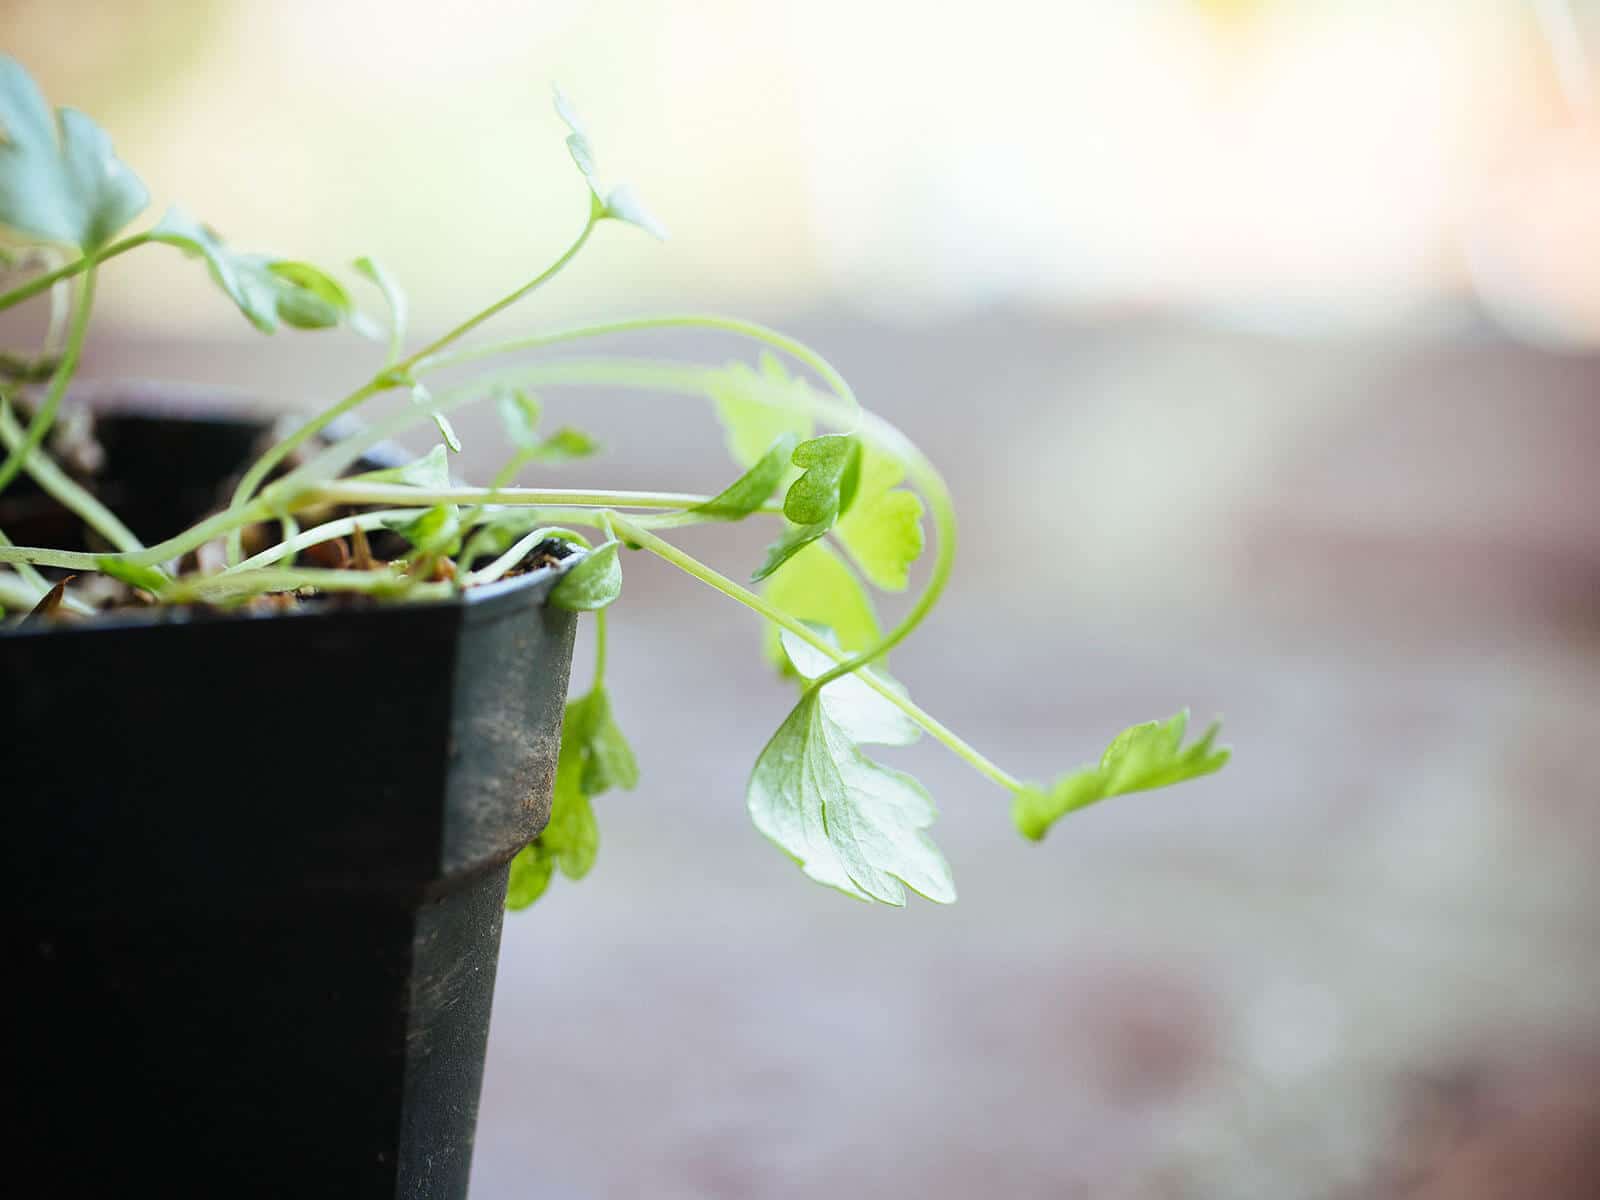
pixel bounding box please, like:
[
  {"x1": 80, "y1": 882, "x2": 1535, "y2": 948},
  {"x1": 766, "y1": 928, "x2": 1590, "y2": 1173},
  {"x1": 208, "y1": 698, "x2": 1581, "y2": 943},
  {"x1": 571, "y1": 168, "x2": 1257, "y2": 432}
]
[
  {"x1": 0, "y1": 399, "x2": 144, "y2": 553},
  {"x1": 398, "y1": 213, "x2": 598, "y2": 372},
  {"x1": 0, "y1": 234, "x2": 147, "y2": 314},
  {"x1": 305, "y1": 480, "x2": 777, "y2": 512},
  {"x1": 222, "y1": 213, "x2": 600, "y2": 562},
  {"x1": 592, "y1": 607, "x2": 609, "y2": 690},
  {"x1": 0, "y1": 266, "x2": 97, "y2": 499},
  {"x1": 228, "y1": 508, "x2": 424, "y2": 573},
  {"x1": 609, "y1": 515, "x2": 1022, "y2": 793}
]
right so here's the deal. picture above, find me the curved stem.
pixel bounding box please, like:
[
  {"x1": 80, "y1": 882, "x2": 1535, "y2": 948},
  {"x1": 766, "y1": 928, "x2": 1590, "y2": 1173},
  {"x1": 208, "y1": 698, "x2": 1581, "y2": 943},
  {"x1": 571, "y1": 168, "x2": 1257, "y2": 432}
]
[
  {"x1": 0, "y1": 266, "x2": 97, "y2": 500},
  {"x1": 0, "y1": 234, "x2": 147, "y2": 314},
  {"x1": 222, "y1": 214, "x2": 601, "y2": 563},
  {"x1": 400, "y1": 215, "x2": 598, "y2": 371},
  {"x1": 609, "y1": 514, "x2": 1021, "y2": 793},
  {"x1": 416, "y1": 315, "x2": 860, "y2": 415}
]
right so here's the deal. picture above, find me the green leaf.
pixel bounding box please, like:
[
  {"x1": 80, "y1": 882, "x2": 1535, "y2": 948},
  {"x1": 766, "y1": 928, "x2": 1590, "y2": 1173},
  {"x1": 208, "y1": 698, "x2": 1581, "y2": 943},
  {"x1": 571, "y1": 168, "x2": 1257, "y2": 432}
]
[
  {"x1": 526, "y1": 427, "x2": 600, "y2": 464},
  {"x1": 784, "y1": 435, "x2": 857, "y2": 525},
  {"x1": 834, "y1": 445, "x2": 925, "y2": 592},
  {"x1": 706, "y1": 353, "x2": 815, "y2": 469},
  {"x1": 350, "y1": 443, "x2": 450, "y2": 489},
  {"x1": 150, "y1": 208, "x2": 353, "y2": 334},
  {"x1": 352, "y1": 255, "x2": 407, "y2": 358},
  {"x1": 506, "y1": 849, "x2": 556, "y2": 909},
  {"x1": 571, "y1": 686, "x2": 640, "y2": 795},
  {"x1": 747, "y1": 668, "x2": 953, "y2": 906},
  {"x1": 385, "y1": 503, "x2": 461, "y2": 557},
  {"x1": 779, "y1": 627, "x2": 920, "y2": 746},
  {"x1": 752, "y1": 520, "x2": 831, "y2": 583},
  {"x1": 496, "y1": 387, "x2": 543, "y2": 450},
  {"x1": 1012, "y1": 711, "x2": 1231, "y2": 841},
  {"x1": 760, "y1": 540, "x2": 880, "y2": 669},
  {"x1": 690, "y1": 433, "x2": 798, "y2": 520},
  {"x1": 549, "y1": 541, "x2": 622, "y2": 610},
  {"x1": 505, "y1": 685, "x2": 637, "y2": 911},
  {"x1": 0, "y1": 56, "x2": 148, "y2": 251},
  {"x1": 95, "y1": 556, "x2": 168, "y2": 594}
]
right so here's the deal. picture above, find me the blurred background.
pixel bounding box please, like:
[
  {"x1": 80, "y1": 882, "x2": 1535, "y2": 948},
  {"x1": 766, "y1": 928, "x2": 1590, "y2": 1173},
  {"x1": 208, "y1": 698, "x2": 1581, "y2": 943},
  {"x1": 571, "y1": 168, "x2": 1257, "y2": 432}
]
[{"x1": 7, "y1": 0, "x2": 1600, "y2": 1195}]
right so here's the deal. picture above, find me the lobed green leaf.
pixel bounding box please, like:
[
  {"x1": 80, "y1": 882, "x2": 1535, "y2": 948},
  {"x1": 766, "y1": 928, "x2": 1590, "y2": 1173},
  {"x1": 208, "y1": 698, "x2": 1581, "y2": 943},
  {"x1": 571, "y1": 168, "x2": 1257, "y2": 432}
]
[
  {"x1": 747, "y1": 628, "x2": 948, "y2": 906},
  {"x1": 1012, "y1": 710, "x2": 1230, "y2": 841}
]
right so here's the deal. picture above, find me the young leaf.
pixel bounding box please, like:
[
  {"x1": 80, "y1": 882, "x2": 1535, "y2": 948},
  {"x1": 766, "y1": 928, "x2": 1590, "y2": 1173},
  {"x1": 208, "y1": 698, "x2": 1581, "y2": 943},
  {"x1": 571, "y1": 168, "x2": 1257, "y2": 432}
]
[
  {"x1": 747, "y1": 675, "x2": 953, "y2": 906},
  {"x1": 496, "y1": 387, "x2": 543, "y2": 451},
  {"x1": 150, "y1": 208, "x2": 354, "y2": 334},
  {"x1": 752, "y1": 520, "x2": 831, "y2": 583},
  {"x1": 1012, "y1": 710, "x2": 1230, "y2": 841},
  {"x1": 385, "y1": 504, "x2": 461, "y2": 557},
  {"x1": 552, "y1": 85, "x2": 598, "y2": 189},
  {"x1": 552, "y1": 86, "x2": 666, "y2": 239},
  {"x1": 352, "y1": 255, "x2": 407, "y2": 359},
  {"x1": 570, "y1": 686, "x2": 640, "y2": 796},
  {"x1": 833, "y1": 444, "x2": 926, "y2": 592},
  {"x1": 690, "y1": 433, "x2": 798, "y2": 520},
  {"x1": 506, "y1": 685, "x2": 638, "y2": 911},
  {"x1": 349, "y1": 443, "x2": 450, "y2": 489},
  {"x1": 707, "y1": 353, "x2": 815, "y2": 470},
  {"x1": 526, "y1": 428, "x2": 600, "y2": 464},
  {"x1": 549, "y1": 541, "x2": 622, "y2": 611},
  {"x1": 761, "y1": 540, "x2": 880, "y2": 669},
  {"x1": 408, "y1": 381, "x2": 461, "y2": 453},
  {"x1": 0, "y1": 56, "x2": 149, "y2": 251},
  {"x1": 95, "y1": 556, "x2": 168, "y2": 594},
  {"x1": 784, "y1": 435, "x2": 857, "y2": 525}
]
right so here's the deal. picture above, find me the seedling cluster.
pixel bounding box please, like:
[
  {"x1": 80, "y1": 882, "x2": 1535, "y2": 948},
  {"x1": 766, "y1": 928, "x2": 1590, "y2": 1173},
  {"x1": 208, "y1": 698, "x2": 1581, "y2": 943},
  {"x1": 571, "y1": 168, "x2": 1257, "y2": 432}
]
[{"x1": 0, "y1": 58, "x2": 1228, "y2": 907}]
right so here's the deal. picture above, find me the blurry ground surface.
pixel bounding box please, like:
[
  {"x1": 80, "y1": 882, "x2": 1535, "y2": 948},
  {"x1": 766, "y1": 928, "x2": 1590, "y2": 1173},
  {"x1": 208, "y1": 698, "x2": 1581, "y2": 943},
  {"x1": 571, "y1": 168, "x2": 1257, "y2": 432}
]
[{"x1": 80, "y1": 314, "x2": 1600, "y2": 1198}]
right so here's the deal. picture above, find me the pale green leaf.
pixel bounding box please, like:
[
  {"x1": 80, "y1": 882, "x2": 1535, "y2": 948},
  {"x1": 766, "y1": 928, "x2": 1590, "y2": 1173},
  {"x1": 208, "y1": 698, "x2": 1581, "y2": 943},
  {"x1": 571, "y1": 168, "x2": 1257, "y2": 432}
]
[
  {"x1": 603, "y1": 184, "x2": 668, "y2": 240},
  {"x1": 1012, "y1": 710, "x2": 1231, "y2": 841},
  {"x1": 760, "y1": 540, "x2": 880, "y2": 669},
  {"x1": 526, "y1": 427, "x2": 600, "y2": 463},
  {"x1": 748, "y1": 690, "x2": 954, "y2": 907},
  {"x1": 353, "y1": 255, "x2": 407, "y2": 359},
  {"x1": 706, "y1": 353, "x2": 815, "y2": 469},
  {"x1": 778, "y1": 627, "x2": 920, "y2": 747},
  {"x1": 496, "y1": 387, "x2": 543, "y2": 451},
  {"x1": 0, "y1": 56, "x2": 148, "y2": 251},
  {"x1": 150, "y1": 207, "x2": 353, "y2": 334},
  {"x1": 349, "y1": 444, "x2": 450, "y2": 490},
  {"x1": 549, "y1": 541, "x2": 622, "y2": 610},
  {"x1": 691, "y1": 433, "x2": 798, "y2": 520},
  {"x1": 834, "y1": 444, "x2": 925, "y2": 592}
]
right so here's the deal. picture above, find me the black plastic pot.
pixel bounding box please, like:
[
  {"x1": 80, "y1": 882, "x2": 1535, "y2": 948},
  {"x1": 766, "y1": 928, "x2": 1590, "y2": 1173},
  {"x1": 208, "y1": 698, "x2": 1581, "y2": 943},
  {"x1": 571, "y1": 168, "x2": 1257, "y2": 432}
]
[{"x1": 0, "y1": 391, "x2": 577, "y2": 1197}]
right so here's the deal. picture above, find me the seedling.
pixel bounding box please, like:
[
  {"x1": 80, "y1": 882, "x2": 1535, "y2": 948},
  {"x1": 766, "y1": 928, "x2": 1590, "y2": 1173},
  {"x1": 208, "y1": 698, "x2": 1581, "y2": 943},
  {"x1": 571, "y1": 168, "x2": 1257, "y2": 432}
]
[{"x1": 0, "y1": 58, "x2": 1229, "y2": 907}]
